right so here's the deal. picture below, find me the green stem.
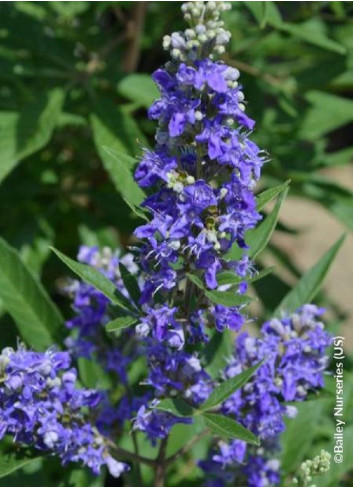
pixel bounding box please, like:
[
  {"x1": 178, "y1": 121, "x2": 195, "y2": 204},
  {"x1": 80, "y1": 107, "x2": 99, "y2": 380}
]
[
  {"x1": 110, "y1": 445, "x2": 155, "y2": 466},
  {"x1": 153, "y1": 436, "x2": 169, "y2": 487}
]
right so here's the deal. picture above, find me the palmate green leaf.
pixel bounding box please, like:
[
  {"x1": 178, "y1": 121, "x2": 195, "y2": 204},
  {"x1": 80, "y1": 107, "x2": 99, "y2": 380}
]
[
  {"x1": 51, "y1": 247, "x2": 134, "y2": 313},
  {"x1": 0, "y1": 237, "x2": 63, "y2": 350},
  {"x1": 0, "y1": 88, "x2": 64, "y2": 183},
  {"x1": 274, "y1": 234, "x2": 345, "y2": 316},
  {"x1": 256, "y1": 180, "x2": 290, "y2": 211},
  {"x1": 105, "y1": 316, "x2": 137, "y2": 333},
  {"x1": 0, "y1": 448, "x2": 41, "y2": 479},
  {"x1": 227, "y1": 187, "x2": 288, "y2": 261},
  {"x1": 201, "y1": 361, "x2": 263, "y2": 411},
  {"x1": 201, "y1": 413, "x2": 259, "y2": 445},
  {"x1": 119, "y1": 263, "x2": 141, "y2": 306},
  {"x1": 155, "y1": 398, "x2": 196, "y2": 417},
  {"x1": 117, "y1": 74, "x2": 159, "y2": 109}
]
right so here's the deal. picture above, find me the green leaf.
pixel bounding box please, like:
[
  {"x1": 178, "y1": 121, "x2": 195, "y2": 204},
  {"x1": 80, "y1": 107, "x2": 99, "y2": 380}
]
[
  {"x1": 186, "y1": 272, "x2": 251, "y2": 307},
  {"x1": 105, "y1": 316, "x2": 137, "y2": 333},
  {"x1": 0, "y1": 237, "x2": 63, "y2": 350},
  {"x1": 203, "y1": 329, "x2": 232, "y2": 378},
  {"x1": 205, "y1": 290, "x2": 252, "y2": 307},
  {"x1": 117, "y1": 74, "x2": 159, "y2": 109},
  {"x1": 256, "y1": 180, "x2": 290, "y2": 211},
  {"x1": 201, "y1": 362, "x2": 263, "y2": 411},
  {"x1": 90, "y1": 97, "x2": 148, "y2": 155},
  {"x1": 274, "y1": 234, "x2": 345, "y2": 315},
  {"x1": 155, "y1": 398, "x2": 195, "y2": 418},
  {"x1": 0, "y1": 449, "x2": 41, "y2": 479},
  {"x1": 123, "y1": 198, "x2": 149, "y2": 221},
  {"x1": 281, "y1": 400, "x2": 325, "y2": 472},
  {"x1": 228, "y1": 187, "x2": 288, "y2": 262},
  {"x1": 186, "y1": 272, "x2": 205, "y2": 290},
  {"x1": 119, "y1": 263, "x2": 141, "y2": 306},
  {"x1": 249, "y1": 187, "x2": 288, "y2": 259},
  {"x1": 262, "y1": 1, "x2": 282, "y2": 28},
  {"x1": 276, "y1": 21, "x2": 346, "y2": 55},
  {"x1": 78, "y1": 357, "x2": 112, "y2": 390},
  {"x1": 300, "y1": 91, "x2": 353, "y2": 139},
  {"x1": 202, "y1": 413, "x2": 259, "y2": 445},
  {"x1": 246, "y1": 4, "x2": 345, "y2": 54},
  {"x1": 101, "y1": 145, "x2": 145, "y2": 207},
  {"x1": 217, "y1": 267, "x2": 275, "y2": 286},
  {"x1": 51, "y1": 247, "x2": 133, "y2": 312},
  {"x1": 0, "y1": 88, "x2": 64, "y2": 183}
]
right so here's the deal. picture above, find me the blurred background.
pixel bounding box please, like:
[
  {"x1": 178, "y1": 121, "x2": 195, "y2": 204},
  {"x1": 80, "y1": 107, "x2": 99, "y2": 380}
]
[{"x1": 0, "y1": 1, "x2": 353, "y2": 486}]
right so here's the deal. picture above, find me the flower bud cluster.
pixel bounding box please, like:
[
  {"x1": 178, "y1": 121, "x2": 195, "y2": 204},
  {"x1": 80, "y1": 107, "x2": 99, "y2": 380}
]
[
  {"x1": 293, "y1": 450, "x2": 331, "y2": 486},
  {"x1": 163, "y1": 2, "x2": 231, "y2": 61}
]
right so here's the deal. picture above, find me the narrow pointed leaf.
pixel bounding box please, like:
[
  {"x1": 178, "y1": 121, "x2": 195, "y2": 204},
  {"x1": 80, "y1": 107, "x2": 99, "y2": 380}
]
[
  {"x1": 201, "y1": 361, "x2": 263, "y2": 411},
  {"x1": 119, "y1": 263, "x2": 141, "y2": 306},
  {"x1": 100, "y1": 146, "x2": 145, "y2": 206},
  {"x1": 51, "y1": 247, "x2": 133, "y2": 312},
  {"x1": 217, "y1": 267, "x2": 275, "y2": 286},
  {"x1": 274, "y1": 234, "x2": 345, "y2": 315},
  {"x1": 202, "y1": 413, "x2": 259, "y2": 445},
  {"x1": 0, "y1": 237, "x2": 63, "y2": 350},
  {"x1": 205, "y1": 290, "x2": 252, "y2": 307},
  {"x1": 248, "y1": 187, "x2": 289, "y2": 259},
  {"x1": 204, "y1": 329, "x2": 233, "y2": 378},
  {"x1": 155, "y1": 398, "x2": 195, "y2": 417},
  {"x1": 186, "y1": 272, "x2": 205, "y2": 290},
  {"x1": 186, "y1": 273, "x2": 251, "y2": 306},
  {"x1": 227, "y1": 187, "x2": 288, "y2": 261},
  {"x1": 105, "y1": 316, "x2": 137, "y2": 333},
  {"x1": 0, "y1": 449, "x2": 41, "y2": 479},
  {"x1": 256, "y1": 180, "x2": 290, "y2": 211}
]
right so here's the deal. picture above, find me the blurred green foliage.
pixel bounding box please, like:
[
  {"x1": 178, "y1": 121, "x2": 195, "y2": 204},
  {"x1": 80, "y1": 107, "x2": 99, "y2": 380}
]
[{"x1": 0, "y1": 1, "x2": 353, "y2": 486}]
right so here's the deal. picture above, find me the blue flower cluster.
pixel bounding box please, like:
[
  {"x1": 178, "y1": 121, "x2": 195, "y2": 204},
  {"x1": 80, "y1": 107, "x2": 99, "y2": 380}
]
[
  {"x1": 200, "y1": 305, "x2": 332, "y2": 486},
  {"x1": 134, "y1": 2, "x2": 265, "y2": 357},
  {"x1": 62, "y1": 246, "x2": 210, "y2": 444},
  {"x1": 0, "y1": 345, "x2": 127, "y2": 478},
  {"x1": 130, "y1": 0, "x2": 266, "y2": 443}
]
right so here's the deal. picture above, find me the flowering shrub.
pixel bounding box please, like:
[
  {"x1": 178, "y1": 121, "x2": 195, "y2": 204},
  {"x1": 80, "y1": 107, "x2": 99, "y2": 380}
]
[{"x1": 0, "y1": 2, "x2": 349, "y2": 487}]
